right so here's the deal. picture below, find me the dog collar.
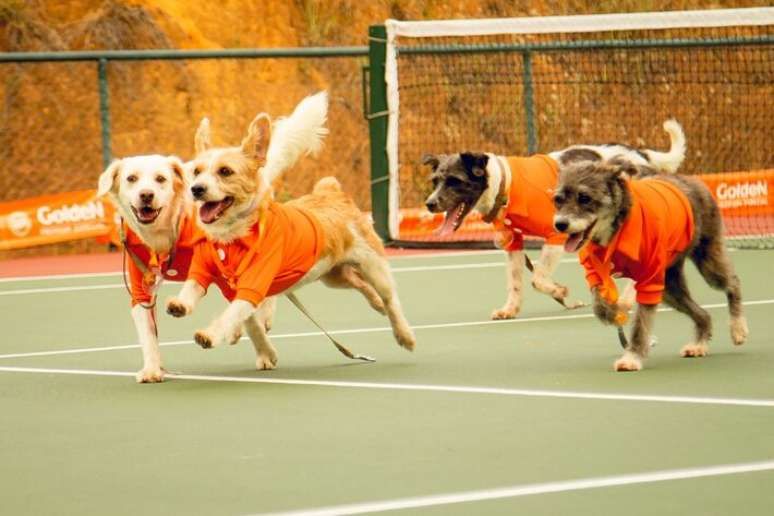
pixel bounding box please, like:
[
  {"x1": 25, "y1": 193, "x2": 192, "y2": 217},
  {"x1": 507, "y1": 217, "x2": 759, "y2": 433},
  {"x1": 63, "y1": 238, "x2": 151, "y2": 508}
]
[{"x1": 483, "y1": 156, "x2": 511, "y2": 223}]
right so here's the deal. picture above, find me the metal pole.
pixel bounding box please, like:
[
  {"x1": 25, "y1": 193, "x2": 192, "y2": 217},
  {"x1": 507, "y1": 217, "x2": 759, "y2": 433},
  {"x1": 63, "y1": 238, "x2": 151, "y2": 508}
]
[
  {"x1": 522, "y1": 51, "x2": 537, "y2": 154},
  {"x1": 367, "y1": 25, "x2": 390, "y2": 241},
  {"x1": 97, "y1": 58, "x2": 112, "y2": 170}
]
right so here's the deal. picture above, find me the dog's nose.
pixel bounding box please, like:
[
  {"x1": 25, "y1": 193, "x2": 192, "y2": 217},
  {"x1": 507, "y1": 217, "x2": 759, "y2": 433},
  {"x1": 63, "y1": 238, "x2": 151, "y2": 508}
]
[
  {"x1": 139, "y1": 190, "x2": 154, "y2": 204},
  {"x1": 191, "y1": 184, "x2": 206, "y2": 199},
  {"x1": 554, "y1": 219, "x2": 569, "y2": 232},
  {"x1": 426, "y1": 200, "x2": 438, "y2": 212}
]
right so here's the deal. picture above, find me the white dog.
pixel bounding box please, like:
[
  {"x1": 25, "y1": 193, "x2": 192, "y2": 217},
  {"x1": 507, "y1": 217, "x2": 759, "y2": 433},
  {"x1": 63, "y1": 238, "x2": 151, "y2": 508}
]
[{"x1": 97, "y1": 92, "x2": 328, "y2": 382}]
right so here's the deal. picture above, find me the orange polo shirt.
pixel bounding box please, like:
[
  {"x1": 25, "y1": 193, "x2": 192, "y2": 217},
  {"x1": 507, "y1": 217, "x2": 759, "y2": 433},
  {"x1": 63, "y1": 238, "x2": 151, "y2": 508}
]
[
  {"x1": 187, "y1": 201, "x2": 325, "y2": 306},
  {"x1": 125, "y1": 209, "x2": 236, "y2": 307},
  {"x1": 493, "y1": 155, "x2": 567, "y2": 251},
  {"x1": 578, "y1": 178, "x2": 695, "y2": 305}
]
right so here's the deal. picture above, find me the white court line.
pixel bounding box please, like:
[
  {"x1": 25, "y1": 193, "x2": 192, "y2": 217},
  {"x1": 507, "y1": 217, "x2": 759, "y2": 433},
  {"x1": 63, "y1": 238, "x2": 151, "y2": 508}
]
[
  {"x1": 0, "y1": 262, "x2": 510, "y2": 296},
  {"x1": 252, "y1": 460, "x2": 774, "y2": 516},
  {"x1": 0, "y1": 298, "x2": 771, "y2": 361},
  {"x1": 0, "y1": 250, "x2": 503, "y2": 284},
  {"x1": 0, "y1": 366, "x2": 773, "y2": 408},
  {"x1": 0, "y1": 259, "x2": 586, "y2": 296}
]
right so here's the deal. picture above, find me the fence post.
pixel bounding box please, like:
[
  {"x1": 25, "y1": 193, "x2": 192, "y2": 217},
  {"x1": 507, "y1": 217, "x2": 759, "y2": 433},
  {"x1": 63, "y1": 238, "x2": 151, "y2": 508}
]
[
  {"x1": 367, "y1": 25, "x2": 390, "y2": 241},
  {"x1": 97, "y1": 58, "x2": 112, "y2": 170},
  {"x1": 521, "y1": 51, "x2": 537, "y2": 154}
]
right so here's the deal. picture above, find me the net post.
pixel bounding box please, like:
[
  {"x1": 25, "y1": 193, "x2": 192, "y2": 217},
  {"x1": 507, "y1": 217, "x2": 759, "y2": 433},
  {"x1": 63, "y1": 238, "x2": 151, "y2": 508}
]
[
  {"x1": 367, "y1": 25, "x2": 390, "y2": 241},
  {"x1": 97, "y1": 58, "x2": 112, "y2": 170},
  {"x1": 521, "y1": 50, "x2": 537, "y2": 154}
]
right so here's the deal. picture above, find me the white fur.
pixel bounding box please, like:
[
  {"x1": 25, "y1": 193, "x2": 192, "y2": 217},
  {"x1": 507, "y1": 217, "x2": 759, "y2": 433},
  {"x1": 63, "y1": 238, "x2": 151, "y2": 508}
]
[
  {"x1": 262, "y1": 91, "x2": 329, "y2": 186},
  {"x1": 548, "y1": 119, "x2": 686, "y2": 174},
  {"x1": 132, "y1": 304, "x2": 164, "y2": 383},
  {"x1": 491, "y1": 250, "x2": 524, "y2": 320}
]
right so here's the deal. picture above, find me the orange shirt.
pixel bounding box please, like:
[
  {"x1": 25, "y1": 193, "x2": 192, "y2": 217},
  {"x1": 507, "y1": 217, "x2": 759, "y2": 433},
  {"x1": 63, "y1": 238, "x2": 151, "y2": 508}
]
[
  {"x1": 493, "y1": 155, "x2": 567, "y2": 251},
  {"x1": 188, "y1": 202, "x2": 325, "y2": 306},
  {"x1": 125, "y1": 209, "x2": 235, "y2": 306},
  {"x1": 579, "y1": 178, "x2": 695, "y2": 305}
]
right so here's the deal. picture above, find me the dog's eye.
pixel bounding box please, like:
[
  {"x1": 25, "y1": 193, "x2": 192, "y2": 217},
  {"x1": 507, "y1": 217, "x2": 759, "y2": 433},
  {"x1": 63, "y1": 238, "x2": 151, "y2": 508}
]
[
  {"x1": 445, "y1": 177, "x2": 462, "y2": 187},
  {"x1": 156, "y1": 175, "x2": 166, "y2": 184},
  {"x1": 553, "y1": 194, "x2": 564, "y2": 207},
  {"x1": 218, "y1": 167, "x2": 234, "y2": 177},
  {"x1": 193, "y1": 168, "x2": 201, "y2": 177},
  {"x1": 578, "y1": 193, "x2": 592, "y2": 205},
  {"x1": 126, "y1": 175, "x2": 137, "y2": 183}
]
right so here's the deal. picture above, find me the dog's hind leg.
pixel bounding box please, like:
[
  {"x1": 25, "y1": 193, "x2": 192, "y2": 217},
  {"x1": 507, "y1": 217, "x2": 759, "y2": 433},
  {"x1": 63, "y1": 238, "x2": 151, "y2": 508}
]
[
  {"x1": 351, "y1": 248, "x2": 416, "y2": 351},
  {"x1": 614, "y1": 303, "x2": 657, "y2": 372},
  {"x1": 530, "y1": 244, "x2": 585, "y2": 309},
  {"x1": 691, "y1": 237, "x2": 748, "y2": 346},
  {"x1": 491, "y1": 250, "x2": 524, "y2": 320},
  {"x1": 662, "y1": 260, "x2": 713, "y2": 358},
  {"x1": 244, "y1": 314, "x2": 278, "y2": 370},
  {"x1": 322, "y1": 264, "x2": 386, "y2": 315}
]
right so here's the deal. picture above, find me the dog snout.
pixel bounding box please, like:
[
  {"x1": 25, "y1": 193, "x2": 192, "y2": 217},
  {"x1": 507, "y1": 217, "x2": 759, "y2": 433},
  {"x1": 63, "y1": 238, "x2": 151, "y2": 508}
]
[
  {"x1": 425, "y1": 199, "x2": 439, "y2": 212},
  {"x1": 191, "y1": 184, "x2": 207, "y2": 199},
  {"x1": 553, "y1": 218, "x2": 569, "y2": 233},
  {"x1": 139, "y1": 190, "x2": 154, "y2": 205}
]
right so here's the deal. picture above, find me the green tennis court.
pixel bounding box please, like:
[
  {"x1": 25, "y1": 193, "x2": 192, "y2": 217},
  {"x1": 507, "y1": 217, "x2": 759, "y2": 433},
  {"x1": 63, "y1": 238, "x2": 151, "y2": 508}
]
[{"x1": 1, "y1": 249, "x2": 773, "y2": 515}]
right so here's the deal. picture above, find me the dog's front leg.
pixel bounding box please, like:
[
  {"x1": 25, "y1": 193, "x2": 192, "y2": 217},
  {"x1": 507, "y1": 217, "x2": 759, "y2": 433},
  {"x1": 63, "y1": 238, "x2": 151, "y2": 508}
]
[
  {"x1": 166, "y1": 280, "x2": 205, "y2": 318},
  {"x1": 592, "y1": 287, "x2": 620, "y2": 326},
  {"x1": 131, "y1": 305, "x2": 164, "y2": 383},
  {"x1": 531, "y1": 244, "x2": 584, "y2": 308},
  {"x1": 491, "y1": 250, "x2": 524, "y2": 320},
  {"x1": 614, "y1": 303, "x2": 657, "y2": 372},
  {"x1": 194, "y1": 299, "x2": 254, "y2": 349}
]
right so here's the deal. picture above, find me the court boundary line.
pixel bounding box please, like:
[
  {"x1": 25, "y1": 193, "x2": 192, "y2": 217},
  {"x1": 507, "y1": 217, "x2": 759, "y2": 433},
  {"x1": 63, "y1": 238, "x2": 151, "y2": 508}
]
[
  {"x1": 1, "y1": 299, "x2": 770, "y2": 361},
  {"x1": 1, "y1": 365, "x2": 773, "y2": 408},
  {"x1": 251, "y1": 460, "x2": 774, "y2": 516}
]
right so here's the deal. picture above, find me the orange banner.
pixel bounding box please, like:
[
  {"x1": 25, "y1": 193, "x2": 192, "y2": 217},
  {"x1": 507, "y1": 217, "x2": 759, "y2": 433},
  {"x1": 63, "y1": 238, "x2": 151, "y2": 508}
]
[
  {"x1": 696, "y1": 169, "x2": 773, "y2": 216},
  {"x1": 0, "y1": 190, "x2": 119, "y2": 251}
]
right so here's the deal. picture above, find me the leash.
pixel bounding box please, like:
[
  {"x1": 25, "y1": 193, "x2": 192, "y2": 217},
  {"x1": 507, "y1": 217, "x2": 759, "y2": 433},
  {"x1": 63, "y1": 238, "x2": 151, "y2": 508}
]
[{"x1": 285, "y1": 291, "x2": 376, "y2": 362}]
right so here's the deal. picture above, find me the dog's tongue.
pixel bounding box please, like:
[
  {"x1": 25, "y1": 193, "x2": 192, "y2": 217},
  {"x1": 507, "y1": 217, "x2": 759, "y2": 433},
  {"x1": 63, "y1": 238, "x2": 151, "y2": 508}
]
[
  {"x1": 200, "y1": 200, "x2": 229, "y2": 224},
  {"x1": 436, "y1": 211, "x2": 458, "y2": 236},
  {"x1": 564, "y1": 232, "x2": 584, "y2": 253},
  {"x1": 137, "y1": 207, "x2": 158, "y2": 222}
]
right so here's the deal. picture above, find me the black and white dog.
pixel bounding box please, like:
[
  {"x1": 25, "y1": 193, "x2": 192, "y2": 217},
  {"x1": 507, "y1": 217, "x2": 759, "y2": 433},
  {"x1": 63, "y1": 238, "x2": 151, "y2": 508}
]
[{"x1": 422, "y1": 120, "x2": 685, "y2": 319}]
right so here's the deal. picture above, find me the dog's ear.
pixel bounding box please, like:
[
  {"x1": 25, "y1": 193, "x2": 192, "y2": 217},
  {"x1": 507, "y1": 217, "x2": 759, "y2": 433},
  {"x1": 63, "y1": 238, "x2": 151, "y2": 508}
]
[
  {"x1": 97, "y1": 159, "x2": 122, "y2": 197},
  {"x1": 421, "y1": 154, "x2": 440, "y2": 169},
  {"x1": 194, "y1": 117, "x2": 211, "y2": 155},
  {"x1": 606, "y1": 158, "x2": 639, "y2": 179},
  {"x1": 167, "y1": 156, "x2": 186, "y2": 187},
  {"x1": 241, "y1": 113, "x2": 272, "y2": 164},
  {"x1": 460, "y1": 152, "x2": 489, "y2": 178}
]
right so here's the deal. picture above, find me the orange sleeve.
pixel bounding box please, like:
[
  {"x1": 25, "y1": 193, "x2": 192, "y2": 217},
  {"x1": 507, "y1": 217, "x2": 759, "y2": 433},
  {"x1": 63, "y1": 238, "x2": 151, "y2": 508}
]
[
  {"x1": 578, "y1": 252, "x2": 603, "y2": 292},
  {"x1": 633, "y1": 248, "x2": 666, "y2": 305},
  {"x1": 235, "y1": 232, "x2": 285, "y2": 306},
  {"x1": 187, "y1": 243, "x2": 215, "y2": 293},
  {"x1": 126, "y1": 254, "x2": 151, "y2": 307}
]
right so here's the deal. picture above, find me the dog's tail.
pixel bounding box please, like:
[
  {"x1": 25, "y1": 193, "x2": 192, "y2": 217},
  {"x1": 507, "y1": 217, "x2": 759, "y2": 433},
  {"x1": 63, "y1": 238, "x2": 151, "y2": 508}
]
[
  {"x1": 642, "y1": 119, "x2": 686, "y2": 174},
  {"x1": 313, "y1": 176, "x2": 342, "y2": 194},
  {"x1": 262, "y1": 91, "x2": 329, "y2": 185}
]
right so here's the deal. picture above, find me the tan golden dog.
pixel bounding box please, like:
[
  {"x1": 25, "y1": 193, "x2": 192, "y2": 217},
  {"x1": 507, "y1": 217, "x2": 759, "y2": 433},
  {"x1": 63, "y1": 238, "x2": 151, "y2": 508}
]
[{"x1": 165, "y1": 109, "x2": 416, "y2": 363}]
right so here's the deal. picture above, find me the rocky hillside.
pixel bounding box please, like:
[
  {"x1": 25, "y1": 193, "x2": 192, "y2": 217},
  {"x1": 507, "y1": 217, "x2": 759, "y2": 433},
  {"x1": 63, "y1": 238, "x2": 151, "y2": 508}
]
[{"x1": 0, "y1": 0, "x2": 767, "y2": 257}]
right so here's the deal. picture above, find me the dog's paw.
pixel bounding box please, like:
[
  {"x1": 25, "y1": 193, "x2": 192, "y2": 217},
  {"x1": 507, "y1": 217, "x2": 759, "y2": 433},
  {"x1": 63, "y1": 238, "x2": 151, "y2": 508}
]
[
  {"x1": 136, "y1": 366, "x2": 165, "y2": 383},
  {"x1": 730, "y1": 316, "x2": 749, "y2": 346},
  {"x1": 194, "y1": 330, "x2": 216, "y2": 349},
  {"x1": 166, "y1": 297, "x2": 190, "y2": 318},
  {"x1": 680, "y1": 342, "x2": 709, "y2": 358},
  {"x1": 491, "y1": 306, "x2": 519, "y2": 320},
  {"x1": 614, "y1": 353, "x2": 642, "y2": 372},
  {"x1": 395, "y1": 328, "x2": 416, "y2": 352},
  {"x1": 256, "y1": 352, "x2": 278, "y2": 371}
]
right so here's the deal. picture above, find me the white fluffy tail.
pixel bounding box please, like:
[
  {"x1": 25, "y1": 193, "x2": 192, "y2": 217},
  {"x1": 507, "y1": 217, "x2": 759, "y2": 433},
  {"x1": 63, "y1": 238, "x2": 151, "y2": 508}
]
[
  {"x1": 262, "y1": 91, "x2": 329, "y2": 185},
  {"x1": 643, "y1": 119, "x2": 686, "y2": 174}
]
